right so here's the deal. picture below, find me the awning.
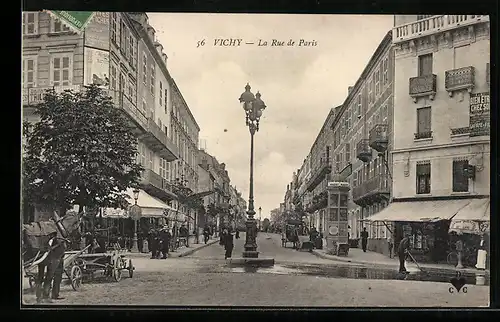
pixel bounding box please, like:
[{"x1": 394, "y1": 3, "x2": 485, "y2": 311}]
[
  {"x1": 364, "y1": 199, "x2": 472, "y2": 222},
  {"x1": 125, "y1": 188, "x2": 173, "y2": 218},
  {"x1": 449, "y1": 198, "x2": 490, "y2": 234}
]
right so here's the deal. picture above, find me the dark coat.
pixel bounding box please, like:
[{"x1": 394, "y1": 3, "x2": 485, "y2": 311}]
[
  {"x1": 224, "y1": 233, "x2": 234, "y2": 250},
  {"x1": 398, "y1": 237, "x2": 410, "y2": 254}
]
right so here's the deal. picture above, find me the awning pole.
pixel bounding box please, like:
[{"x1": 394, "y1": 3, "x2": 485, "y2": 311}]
[{"x1": 382, "y1": 221, "x2": 393, "y2": 235}]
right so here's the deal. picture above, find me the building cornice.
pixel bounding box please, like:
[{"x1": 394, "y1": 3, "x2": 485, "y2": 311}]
[{"x1": 391, "y1": 139, "x2": 490, "y2": 154}]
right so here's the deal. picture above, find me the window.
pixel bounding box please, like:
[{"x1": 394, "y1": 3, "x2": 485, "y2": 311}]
[
  {"x1": 418, "y1": 53, "x2": 433, "y2": 76},
  {"x1": 345, "y1": 143, "x2": 351, "y2": 164},
  {"x1": 127, "y1": 80, "x2": 134, "y2": 100},
  {"x1": 164, "y1": 126, "x2": 168, "y2": 137},
  {"x1": 165, "y1": 161, "x2": 171, "y2": 181},
  {"x1": 50, "y1": 17, "x2": 70, "y2": 33},
  {"x1": 375, "y1": 68, "x2": 381, "y2": 96},
  {"x1": 368, "y1": 77, "x2": 373, "y2": 105},
  {"x1": 148, "y1": 151, "x2": 154, "y2": 170},
  {"x1": 142, "y1": 53, "x2": 147, "y2": 85},
  {"x1": 416, "y1": 107, "x2": 432, "y2": 137},
  {"x1": 347, "y1": 107, "x2": 352, "y2": 130},
  {"x1": 158, "y1": 118, "x2": 163, "y2": 131},
  {"x1": 22, "y1": 56, "x2": 37, "y2": 88},
  {"x1": 119, "y1": 73, "x2": 126, "y2": 94},
  {"x1": 353, "y1": 171, "x2": 358, "y2": 187},
  {"x1": 22, "y1": 12, "x2": 38, "y2": 35},
  {"x1": 416, "y1": 162, "x2": 431, "y2": 194},
  {"x1": 150, "y1": 64, "x2": 155, "y2": 95},
  {"x1": 120, "y1": 21, "x2": 127, "y2": 51},
  {"x1": 110, "y1": 65, "x2": 117, "y2": 90},
  {"x1": 382, "y1": 57, "x2": 389, "y2": 85},
  {"x1": 164, "y1": 89, "x2": 168, "y2": 113},
  {"x1": 382, "y1": 104, "x2": 388, "y2": 122},
  {"x1": 110, "y1": 13, "x2": 117, "y2": 44},
  {"x1": 159, "y1": 82, "x2": 163, "y2": 105},
  {"x1": 335, "y1": 154, "x2": 341, "y2": 173},
  {"x1": 356, "y1": 93, "x2": 362, "y2": 117},
  {"x1": 129, "y1": 80, "x2": 137, "y2": 105},
  {"x1": 452, "y1": 159, "x2": 469, "y2": 192},
  {"x1": 51, "y1": 54, "x2": 72, "y2": 86},
  {"x1": 137, "y1": 142, "x2": 146, "y2": 167},
  {"x1": 129, "y1": 34, "x2": 135, "y2": 66}
]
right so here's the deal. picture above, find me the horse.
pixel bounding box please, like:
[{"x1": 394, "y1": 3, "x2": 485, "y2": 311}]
[{"x1": 22, "y1": 211, "x2": 82, "y2": 302}]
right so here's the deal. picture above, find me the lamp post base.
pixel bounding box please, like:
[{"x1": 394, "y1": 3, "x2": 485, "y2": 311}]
[
  {"x1": 131, "y1": 235, "x2": 139, "y2": 253},
  {"x1": 242, "y1": 251, "x2": 259, "y2": 258}
]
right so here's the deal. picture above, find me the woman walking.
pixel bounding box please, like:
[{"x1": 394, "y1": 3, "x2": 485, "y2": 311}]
[{"x1": 223, "y1": 229, "x2": 234, "y2": 260}]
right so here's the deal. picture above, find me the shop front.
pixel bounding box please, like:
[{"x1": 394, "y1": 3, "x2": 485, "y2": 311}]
[
  {"x1": 366, "y1": 198, "x2": 472, "y2": 263},
  {"x1": 448, "y1": 197, "x2": 490, "y2": 269}
]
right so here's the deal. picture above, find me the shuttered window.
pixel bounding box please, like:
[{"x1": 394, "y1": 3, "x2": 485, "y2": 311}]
[
  {"x1": 452, "y1": 160, "x2": 469, "y2": 192},
  {"x1": 417, "y1": 107, "x2": 432, "y2": 134},
  {"x1": 418, "y1": 53, "x2": 433, "y2": 76}
]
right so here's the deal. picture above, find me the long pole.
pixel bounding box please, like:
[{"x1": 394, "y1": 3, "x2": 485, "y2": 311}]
[{"x1": 243, "y1": 128, "x2": 258, "y2": 258}]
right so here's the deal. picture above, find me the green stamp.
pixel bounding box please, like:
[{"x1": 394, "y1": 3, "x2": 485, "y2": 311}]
[{"x1": 46, "y1": 10, "x2": 95, "y2": 33}]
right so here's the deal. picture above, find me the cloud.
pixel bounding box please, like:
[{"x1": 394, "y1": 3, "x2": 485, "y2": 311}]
[{"x1": 147, "y1": 13, "x2": 393, "y2": 218}]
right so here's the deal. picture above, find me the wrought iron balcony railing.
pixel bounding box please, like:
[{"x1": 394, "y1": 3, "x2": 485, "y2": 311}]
[
  {"x1": 369, "y1": 124, "x2": 389, "y2": 153},
  {"x1": 409, "y1": 74, "x2": 437, "y2": 102},
  {"x1": 414, "y1": 131, "x2": 433, "y2": 140},
  {"x1": 352, "y1": 174, "x2": 390, "y2": 206},
  {"x1": 451, "y1": 127, "x2": 470, "y2": 136},
  {"x1": 356, "y1": 139, "x2": 372, "y2": 163},
  {"x1": 445, "y1": 66, "x2": 475, "y2": 96}
]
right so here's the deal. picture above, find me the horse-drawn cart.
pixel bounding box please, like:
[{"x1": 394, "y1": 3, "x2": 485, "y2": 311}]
[
  {"x1": 75, "y1": 250, "x2": 134, "y2": 283},
  {"x1": 23, "y1": 244, "x2": 91, "y2": 292},
  {"x1": 281, "y1": 219, "x2": 303, "y2": 250}
]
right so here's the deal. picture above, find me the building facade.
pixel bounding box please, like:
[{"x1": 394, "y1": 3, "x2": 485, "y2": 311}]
[
  {"x1": 375, "y1": 15, "x2": 490, "y2": 263},
  {"x1": 304, "y1": 108, "x2": 336, "y2": 235},
  {"x1": 22, "y1": 12, "x2": 201, "y2": 232},
  {"x1": 330, "y1": 31, "x2": 394, "y2": 254}
]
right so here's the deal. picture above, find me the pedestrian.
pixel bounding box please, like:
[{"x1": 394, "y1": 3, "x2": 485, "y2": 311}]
[
  {"x1": 398, "y1": 236, "x2": 411, "y2": 273},
  {"x1": 387, "y1": 235, "x2": 394, "y2": 259},
  {"x1": 203, "y1": 225, "x2": 210, "y2": 244},
  {"x1": 159, "y1": 225, "x2": 171, "y2": 259},
  {"x1": 224, "y1": 229, "x2": 234, "y2": 259},
  {"x1": 38, "y1": 232, "x2": 66, "y2": 302},
  {"x1": 235, "y1": 229, "x2": 240, "y2": 239},
  {"x1": 149, "y1": 228, "x2": 159, "y2": 259},
  {"x1": 219, "y1": 228, "x2": 226, "y2": 246},
  {"x1": 361, "y1": 227, "x2": 369, "y2": 252}
]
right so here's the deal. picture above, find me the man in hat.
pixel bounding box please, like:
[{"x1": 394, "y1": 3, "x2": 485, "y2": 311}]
[{"x1": 159, "y1": 225, "x2": 172, "y2": 259}]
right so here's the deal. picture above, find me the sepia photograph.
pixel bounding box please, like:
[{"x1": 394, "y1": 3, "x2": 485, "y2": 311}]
[{"x1": 21, "y1": 11, "x2": 490, "y2": 307}]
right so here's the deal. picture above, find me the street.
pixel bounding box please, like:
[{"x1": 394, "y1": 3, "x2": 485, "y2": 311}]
[{"x1": 22, "y1": 233, "x2": 489, "y2": 307}]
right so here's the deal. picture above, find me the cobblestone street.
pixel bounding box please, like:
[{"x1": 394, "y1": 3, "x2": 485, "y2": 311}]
[{"x1": 22, "y1": 233, "x2": 489, "y2": 307}]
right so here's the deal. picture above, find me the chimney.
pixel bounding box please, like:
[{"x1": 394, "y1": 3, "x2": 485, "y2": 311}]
[
  {"x1": 147, "y1": 25, "x2": 156, "y2": 42},
  {"x1": 348, "y1": 86, "x2": 354, "y2": 95},
  {"x1": 154, "y1": 41, "x2": 163, "y2": 57}
]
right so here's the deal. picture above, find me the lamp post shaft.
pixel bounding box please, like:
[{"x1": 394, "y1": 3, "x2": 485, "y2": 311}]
[
  {"x1": 243, "y1": 129, "x2": 258, "y2": 258},
  {"x1": 131, "y1": 219, "x2": 139, "y2": 252}
]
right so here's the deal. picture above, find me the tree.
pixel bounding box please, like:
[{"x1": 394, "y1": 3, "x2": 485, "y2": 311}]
[{"x1": 22, "y1": 85, "x2": 143, "y2": 216}]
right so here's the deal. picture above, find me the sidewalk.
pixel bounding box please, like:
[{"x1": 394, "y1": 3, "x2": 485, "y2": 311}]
[
  {"x1": 312, "y1": 247, "x2": 489, "y2": 276},
  {"x1": 119, "y1": 237, "x2": 219, "y2": 258}
]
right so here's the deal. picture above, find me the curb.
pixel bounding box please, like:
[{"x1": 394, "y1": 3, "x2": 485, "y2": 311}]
[
  {"x1": 311, "y1": 250, "x2": 490, "y2": 276},
  {"x1": 178, "y1": 239, "x2": 219, "y2": 257}
]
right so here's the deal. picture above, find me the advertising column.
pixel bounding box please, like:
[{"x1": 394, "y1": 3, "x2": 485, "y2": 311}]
[{"x1": 326, "y1": 181, "x2": 350, "y2": 256}]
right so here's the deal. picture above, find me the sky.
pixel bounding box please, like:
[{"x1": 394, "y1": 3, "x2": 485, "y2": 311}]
[{"x1": 147, "y1": 13, "x2": 393, "y2": 219}]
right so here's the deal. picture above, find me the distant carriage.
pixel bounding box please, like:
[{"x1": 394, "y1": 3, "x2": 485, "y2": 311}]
[{"x1": 281, "y1": 219, "x2": 303, "y2": 250}]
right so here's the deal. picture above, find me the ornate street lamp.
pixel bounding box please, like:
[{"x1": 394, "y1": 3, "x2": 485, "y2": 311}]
[
  {"x1": 129, "y1": 188, "x2": 142, "y2": 253},
  {"x1": 239, "y1": 83, "x2": 266, "y2": 258}
]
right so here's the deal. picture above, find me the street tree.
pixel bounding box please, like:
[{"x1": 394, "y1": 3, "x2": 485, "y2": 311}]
[{"x1": 22, "y1": 85, "x2": 143, "y2": 217}]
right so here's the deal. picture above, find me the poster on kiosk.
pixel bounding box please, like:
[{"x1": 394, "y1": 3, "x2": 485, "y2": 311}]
[{"x1": 326, "y1": 181, "x2": 350, "y2": 256}]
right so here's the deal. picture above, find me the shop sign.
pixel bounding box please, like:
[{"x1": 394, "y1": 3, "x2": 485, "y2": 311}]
[
  {"x1": 469, "y1": 92, "x2": 490, "y2": 137},
  {"x1": 449, "y1": 220, "x2": 490, "y2": 234}
]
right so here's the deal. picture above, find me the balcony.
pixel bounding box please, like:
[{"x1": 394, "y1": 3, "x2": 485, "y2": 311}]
[
  {"x1": 352, "y1": 174, "x2": 390, "y2": 207},
  {"x1": 22, "y1": 85, "x2": 82, "y2": 106},
  {"x1": 140, "y1": 169, "x2": 177, "y2": 201},
  {"x1": 369, "y1": 124, "x2": 389, "y2": 153},
  {"x1": 306, "y1": 158, "x2": 332, "y2": 192},
  {"x1": 356, "y1": 139, "x2": 372, "y2": 163},
  {"x1": 451, "y1": 127, "x2": 470, "y2": 136},
  {"x1": 445, "y1": 66, "x2": 475, "y2": 96},
  {"x1": 141, "y1": 118, "x2": 179, "y2": 162},
  {"x1": 409, "y1": 74, "x2": 437, "y2": 102},
  {"x1": 108, "y1": 91, "x2": 149, "y2": 136},
  {"x1": 393, "y1": 15, "x2": 489, "y2": 44},
  {"x1": 414, "y1": 131, "x2": 433, "y2": 140}
]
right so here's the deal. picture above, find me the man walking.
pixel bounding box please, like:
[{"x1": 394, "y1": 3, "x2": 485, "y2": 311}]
[
  {"x1": 159, "y1": 226, "x2": 171, "y2": 259},
  {"x1": 361, "y1": 227, "x2": 369, "y2": 252},
  {"x1": 203, "y1": 225, "x2": 211, "y2": 244},
  {"x1": 398, "y1": 235, "x2": 411, "y2": 273},
  {"x1": 223, "y1": 229, "x2": 234, "y2": 260},
  {"x1": 387, "y1": 235, "x2": 394, "y2": 259}
]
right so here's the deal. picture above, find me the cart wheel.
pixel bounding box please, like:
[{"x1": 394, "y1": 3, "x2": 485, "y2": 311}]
[
  {"x1": 28, "y1": 276, "x2": 36, "y2": 291},
  {"x1": 70, "y1": 265, "x2": 83, "y2": 291},
  {"x1": 112, "y1": 258, "x2": 123, "y2": 282},
  {"x1": 128, "y1": 259, "x2": 134, "y2": 278}
]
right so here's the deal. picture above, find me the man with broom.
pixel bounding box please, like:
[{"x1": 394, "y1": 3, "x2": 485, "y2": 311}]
[{"x1": 398, "y1": 235, "x2": 411, "y2": 273}]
